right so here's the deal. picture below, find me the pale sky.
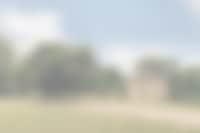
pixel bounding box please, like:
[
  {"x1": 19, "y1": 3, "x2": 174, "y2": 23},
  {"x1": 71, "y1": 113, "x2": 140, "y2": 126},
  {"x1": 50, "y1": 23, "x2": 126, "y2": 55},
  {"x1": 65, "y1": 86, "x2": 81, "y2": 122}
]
[{"x1": 0, "y1": 9, "x2": 65, "y2": 56}]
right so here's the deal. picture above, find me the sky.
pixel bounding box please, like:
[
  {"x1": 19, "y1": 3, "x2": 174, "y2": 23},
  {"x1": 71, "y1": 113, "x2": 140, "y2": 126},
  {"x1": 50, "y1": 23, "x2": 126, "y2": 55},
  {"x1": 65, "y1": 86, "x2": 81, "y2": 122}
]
[{"x1": 0, "y1": 0, "x2": 200, "y2": 74}]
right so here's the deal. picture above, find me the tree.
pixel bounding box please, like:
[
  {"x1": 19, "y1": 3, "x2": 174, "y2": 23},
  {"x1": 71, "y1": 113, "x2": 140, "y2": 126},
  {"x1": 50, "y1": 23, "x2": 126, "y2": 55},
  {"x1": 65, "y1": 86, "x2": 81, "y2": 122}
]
[
  {"x1": 17, "y1": 41, "x2": 99, "y2": 98},
  {"x1": 96, "y1": 67, "x2": 124, "y2": 96},
  {"x1": 0, "y1": 39, "x2": 14, "y2": 95},
  {"x1": 136, "y1": 56, "x2": 178, "y2": 79},
  {"x1": 170, "y1": 67, "x2": 200, "y2": 103}
]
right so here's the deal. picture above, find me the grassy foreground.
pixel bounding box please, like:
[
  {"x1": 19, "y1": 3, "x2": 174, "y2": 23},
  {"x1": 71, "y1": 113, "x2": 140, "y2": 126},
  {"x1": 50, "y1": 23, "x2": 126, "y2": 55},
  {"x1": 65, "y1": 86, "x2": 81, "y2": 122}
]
[{"x1": 0, "y1": 101, "x2": 199, "y2": 133}]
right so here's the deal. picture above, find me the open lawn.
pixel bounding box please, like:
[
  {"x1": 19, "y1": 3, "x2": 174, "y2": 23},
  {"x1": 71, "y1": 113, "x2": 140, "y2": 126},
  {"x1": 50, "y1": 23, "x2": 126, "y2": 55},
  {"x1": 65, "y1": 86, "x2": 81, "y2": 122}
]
[{"x1": 0, "y1": 100, "x2": 199, "y2": 133}]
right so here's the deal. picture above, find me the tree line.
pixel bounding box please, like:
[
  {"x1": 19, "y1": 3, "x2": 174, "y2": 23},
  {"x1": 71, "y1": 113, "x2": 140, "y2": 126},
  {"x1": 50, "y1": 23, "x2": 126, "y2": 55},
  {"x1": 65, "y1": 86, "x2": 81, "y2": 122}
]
[
  {"x1": 0, "y1": 39, "x2": 200, "y2": 103},
  {"x1": 0, "y1": 40, "x2": 124, "y2": 99}
]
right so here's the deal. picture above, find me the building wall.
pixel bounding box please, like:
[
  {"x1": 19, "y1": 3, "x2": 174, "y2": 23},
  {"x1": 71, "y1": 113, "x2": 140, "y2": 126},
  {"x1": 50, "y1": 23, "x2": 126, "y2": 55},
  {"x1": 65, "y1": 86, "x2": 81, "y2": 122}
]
[{"x1": 128, "y1": 75, "x2": 168, "y2": 103}]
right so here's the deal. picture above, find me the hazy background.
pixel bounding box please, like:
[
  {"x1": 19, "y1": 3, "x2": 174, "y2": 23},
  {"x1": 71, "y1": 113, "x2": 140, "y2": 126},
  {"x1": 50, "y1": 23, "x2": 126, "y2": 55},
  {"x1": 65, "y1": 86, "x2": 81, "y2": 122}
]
[{"x1": 0, "y1": 0, "x2": 199, "y2": 133}]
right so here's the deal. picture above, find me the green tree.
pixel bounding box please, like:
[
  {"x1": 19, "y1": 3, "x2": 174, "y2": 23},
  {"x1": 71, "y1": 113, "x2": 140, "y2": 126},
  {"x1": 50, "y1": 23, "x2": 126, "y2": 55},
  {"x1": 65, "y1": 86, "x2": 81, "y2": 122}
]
[
  {"x1": 96, "y1": 68, "x2": 124, "y2": 96},
  {"x1": 136, "y1": 56, "x2": 178, "y2": 79},
  {"x1": 17, "y1": 42, "x2": 98, "y2": 98},
  {"x1": 170, "y1": 67, "x2": 200, "y2": 103},
  {"x1": 0, "y1": 39, "x2": 14, "y2": 95}
]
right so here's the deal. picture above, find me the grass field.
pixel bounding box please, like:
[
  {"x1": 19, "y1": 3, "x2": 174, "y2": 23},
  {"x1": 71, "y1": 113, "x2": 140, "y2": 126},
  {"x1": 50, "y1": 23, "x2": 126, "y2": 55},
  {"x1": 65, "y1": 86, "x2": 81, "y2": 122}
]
[{"x1": 0, "y1": 100, "x2": 199, "y2": 133}]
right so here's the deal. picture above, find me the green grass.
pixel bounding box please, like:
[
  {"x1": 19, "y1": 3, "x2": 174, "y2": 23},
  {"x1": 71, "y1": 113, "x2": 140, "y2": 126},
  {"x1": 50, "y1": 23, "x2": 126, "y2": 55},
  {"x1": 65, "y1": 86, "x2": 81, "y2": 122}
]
[{"x1": 0, "y1": 103, "x2": 199, "y2": 133}]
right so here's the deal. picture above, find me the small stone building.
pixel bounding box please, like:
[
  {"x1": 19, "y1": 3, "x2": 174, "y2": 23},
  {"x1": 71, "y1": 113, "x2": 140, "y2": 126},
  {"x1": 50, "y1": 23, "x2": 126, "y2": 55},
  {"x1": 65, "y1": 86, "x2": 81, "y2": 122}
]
[{"x1": 128, "y1": 74, "x2": 168, "y2": 103}]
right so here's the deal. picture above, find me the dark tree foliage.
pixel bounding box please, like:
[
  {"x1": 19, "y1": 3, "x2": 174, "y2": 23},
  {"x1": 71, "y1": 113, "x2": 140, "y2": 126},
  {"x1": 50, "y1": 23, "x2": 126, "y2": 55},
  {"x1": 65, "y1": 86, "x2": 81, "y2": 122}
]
[
  {"x1": 0, "y1": 39, "x2": 14, "y2": 95},
  {"x1": 16, "y1": 41, "x2": 124, "y2": 99}
]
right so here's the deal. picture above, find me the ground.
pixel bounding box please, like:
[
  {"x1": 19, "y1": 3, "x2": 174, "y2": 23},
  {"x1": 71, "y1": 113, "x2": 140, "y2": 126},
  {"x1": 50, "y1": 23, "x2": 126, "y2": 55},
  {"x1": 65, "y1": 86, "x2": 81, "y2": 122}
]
[{"x1": 0, "y1": 100, "x2": 199, "y2": 133}]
